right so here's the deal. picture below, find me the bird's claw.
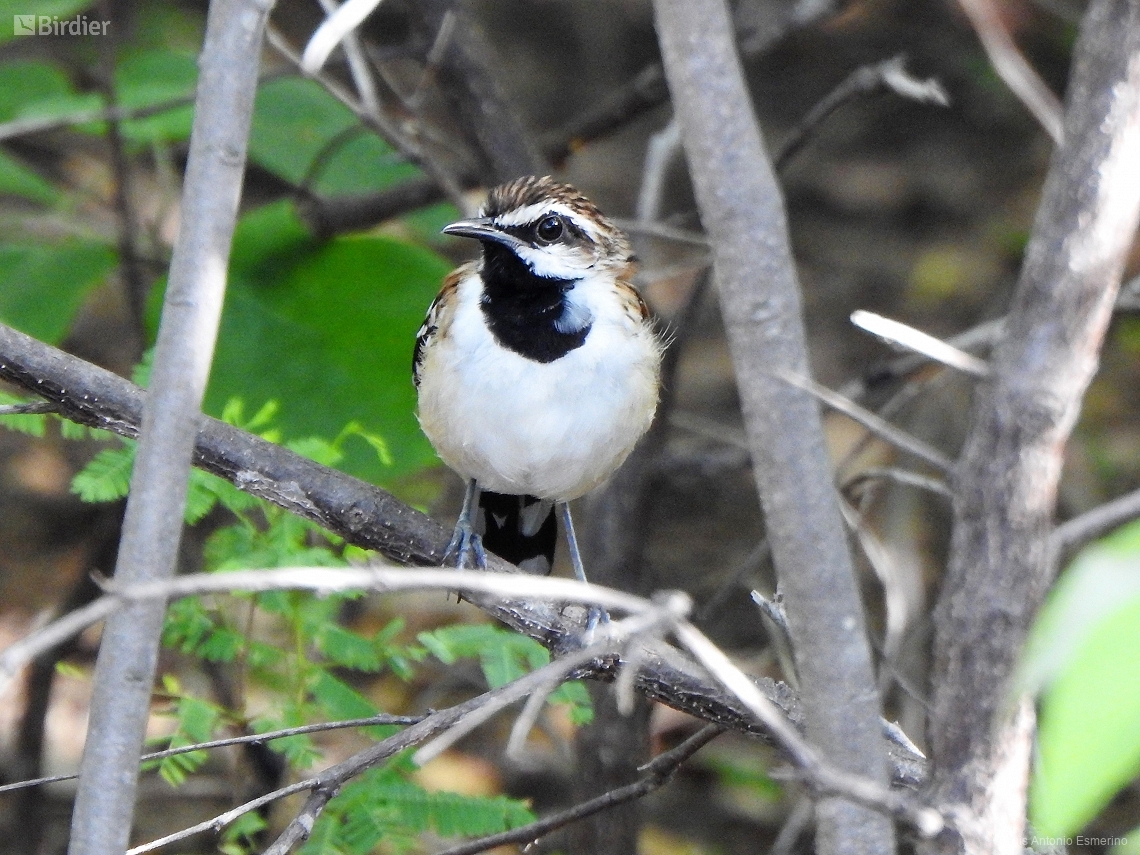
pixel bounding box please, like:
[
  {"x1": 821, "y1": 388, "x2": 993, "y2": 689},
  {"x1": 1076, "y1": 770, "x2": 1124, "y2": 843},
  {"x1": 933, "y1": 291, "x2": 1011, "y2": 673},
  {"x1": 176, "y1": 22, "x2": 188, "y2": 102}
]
[
  {"x1": 583, "y1": 605, "x2": 608, "y2": 640},
  {"x1": 444, "y1": 520, "x2": 487, "y2": 569}
]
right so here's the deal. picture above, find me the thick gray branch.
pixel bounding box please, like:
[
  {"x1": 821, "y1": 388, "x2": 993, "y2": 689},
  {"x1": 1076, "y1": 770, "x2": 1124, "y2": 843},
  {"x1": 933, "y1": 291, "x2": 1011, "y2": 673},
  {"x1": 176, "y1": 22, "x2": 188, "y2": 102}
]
[
  {"x1": 925, "y1": 3, "x2": 1140, "y2": 854},
  {"x1": 66, "y1": 1, "x2": 274, "y2": 852},
  {"x1": 0, "y1": 322, "x2": 927, "y2": 791},
  {"x1": 650, "y1": 1, "x2": 895, "y2": 853}
]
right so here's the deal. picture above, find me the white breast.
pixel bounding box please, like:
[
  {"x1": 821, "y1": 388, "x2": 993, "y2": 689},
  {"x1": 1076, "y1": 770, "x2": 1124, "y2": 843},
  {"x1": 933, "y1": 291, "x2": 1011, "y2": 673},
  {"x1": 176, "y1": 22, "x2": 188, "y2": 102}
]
[{"x1": 416, "y1": 272, "x2": 661, "y2": 501}]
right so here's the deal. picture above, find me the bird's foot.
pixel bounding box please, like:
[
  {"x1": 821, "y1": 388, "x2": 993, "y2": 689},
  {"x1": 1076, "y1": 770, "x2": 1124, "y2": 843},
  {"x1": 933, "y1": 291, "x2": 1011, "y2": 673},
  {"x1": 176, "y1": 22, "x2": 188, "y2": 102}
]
[
  {"x1": 583, "y1": 605, "x2": 609, "y2": 640},
  {"x1": 444, "y1": 519, "x2": 487, "y2": 569}
]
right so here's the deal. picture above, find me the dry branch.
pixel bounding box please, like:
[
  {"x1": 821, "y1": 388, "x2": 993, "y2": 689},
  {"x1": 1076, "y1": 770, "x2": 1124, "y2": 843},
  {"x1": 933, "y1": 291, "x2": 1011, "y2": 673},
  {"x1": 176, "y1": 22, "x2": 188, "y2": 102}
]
[
  {"x1": 67, "y1": 1, "x2": 274, "y2": 851},
  {"x1": 651, "y1": 0, "x2": 897, "y2": 852},
  {"x1": 0, "y1": 321, "x2": 926, "y2": 789},
  {"x1": 924, "y1": 2, "x2": 1140, "y2": 853}
]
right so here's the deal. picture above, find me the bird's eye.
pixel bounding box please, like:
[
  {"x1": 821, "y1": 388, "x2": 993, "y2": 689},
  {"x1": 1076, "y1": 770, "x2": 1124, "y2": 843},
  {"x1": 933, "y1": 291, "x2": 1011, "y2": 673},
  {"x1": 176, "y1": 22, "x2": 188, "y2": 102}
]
[{"x1": 535, "y1": 215, "x2": 564, "y2": 244}]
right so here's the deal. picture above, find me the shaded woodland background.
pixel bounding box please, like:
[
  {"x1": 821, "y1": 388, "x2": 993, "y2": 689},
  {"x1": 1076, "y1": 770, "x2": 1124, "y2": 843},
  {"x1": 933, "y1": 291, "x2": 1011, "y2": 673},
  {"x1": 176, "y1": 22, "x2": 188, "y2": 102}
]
[{"x1": 0, "y1": 0, "x2": 1137, "y2": 852}]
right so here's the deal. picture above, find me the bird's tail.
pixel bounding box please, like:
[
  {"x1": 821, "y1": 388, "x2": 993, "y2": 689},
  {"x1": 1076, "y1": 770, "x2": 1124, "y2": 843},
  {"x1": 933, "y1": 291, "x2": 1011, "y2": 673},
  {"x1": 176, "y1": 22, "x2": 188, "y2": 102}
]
[{"x1": 477, "y1": 491, "x2": 556, "y2": 575}]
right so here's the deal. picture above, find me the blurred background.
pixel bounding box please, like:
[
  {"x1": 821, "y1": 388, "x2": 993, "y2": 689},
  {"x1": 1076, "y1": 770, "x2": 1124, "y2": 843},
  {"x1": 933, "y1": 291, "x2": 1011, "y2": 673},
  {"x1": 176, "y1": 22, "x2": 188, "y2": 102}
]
[{"x1": 0, "y1": 0, "x2": 1136, "y2": 852}]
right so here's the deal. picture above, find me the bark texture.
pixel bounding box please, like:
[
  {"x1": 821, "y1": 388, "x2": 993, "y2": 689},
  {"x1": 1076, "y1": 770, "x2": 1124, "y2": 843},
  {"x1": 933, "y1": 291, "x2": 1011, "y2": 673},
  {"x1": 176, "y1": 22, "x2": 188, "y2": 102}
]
[
  {"x1": 652, "y1": 0, "x2": 896, "y2": 851},
  {"x1": 924, "y1": 3, "x2": 1140, "y2": 852}
]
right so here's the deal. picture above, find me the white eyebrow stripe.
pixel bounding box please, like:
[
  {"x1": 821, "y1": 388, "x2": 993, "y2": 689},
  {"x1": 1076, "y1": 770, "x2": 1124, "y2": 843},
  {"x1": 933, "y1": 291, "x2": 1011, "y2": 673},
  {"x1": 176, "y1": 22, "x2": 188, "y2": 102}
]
[
  {"x1": 492, "y1": 202, "x2": 597, "y2": 238},
  {"x1": 492, "y1": 203, "x2": 550, "y2": 226}
]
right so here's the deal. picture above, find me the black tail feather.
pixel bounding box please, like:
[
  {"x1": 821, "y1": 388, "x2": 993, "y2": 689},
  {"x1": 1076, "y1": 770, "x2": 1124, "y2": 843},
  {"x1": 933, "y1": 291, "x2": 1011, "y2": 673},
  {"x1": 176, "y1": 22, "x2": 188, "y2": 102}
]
[{"x1": 477, "y1": 491, "x2": 556, "y2": 575}]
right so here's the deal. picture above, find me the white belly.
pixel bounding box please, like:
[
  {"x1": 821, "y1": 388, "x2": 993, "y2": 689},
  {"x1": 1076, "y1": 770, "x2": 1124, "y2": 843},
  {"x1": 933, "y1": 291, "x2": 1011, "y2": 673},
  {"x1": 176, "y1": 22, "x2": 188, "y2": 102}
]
[{"x1": 416, "y1": 293, "x2": 660, "y2": 501}]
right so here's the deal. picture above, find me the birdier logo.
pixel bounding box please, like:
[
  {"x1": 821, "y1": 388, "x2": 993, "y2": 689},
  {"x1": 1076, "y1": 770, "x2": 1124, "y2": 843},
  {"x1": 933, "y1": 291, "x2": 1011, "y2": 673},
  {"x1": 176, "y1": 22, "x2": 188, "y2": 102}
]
[{"x1": 13, "y1": 14, "x2": 109, "y2": 36}]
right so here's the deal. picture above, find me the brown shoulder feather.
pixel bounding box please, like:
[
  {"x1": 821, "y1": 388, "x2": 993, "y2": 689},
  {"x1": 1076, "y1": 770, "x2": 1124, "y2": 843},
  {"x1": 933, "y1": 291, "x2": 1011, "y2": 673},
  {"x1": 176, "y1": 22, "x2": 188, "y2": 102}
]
[{"x1": 412, "y1": 267, "x2": 464, "y2": 387}]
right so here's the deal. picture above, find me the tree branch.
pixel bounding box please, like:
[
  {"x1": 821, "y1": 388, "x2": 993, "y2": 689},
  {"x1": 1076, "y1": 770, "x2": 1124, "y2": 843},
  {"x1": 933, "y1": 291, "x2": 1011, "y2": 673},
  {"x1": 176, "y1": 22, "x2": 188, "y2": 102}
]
[
  {"x1": 66, "y1": 1, "x2": 274, "y2": 852},
  {"x1": 0, "y1": 713, "x2": 424, "y2": 795},
  {"x1": 651, "y1": 0, "x2": 896, "y2": 852},
  {"x1": 4, "y1": 566, "x2": 939, "y2": 849},
  {"x1": 0, "y1": 322, "x2": 927, "y2": 789},
  {"x1": 303, "y1": 0, "x2": 843, "y2": 238},
  {"x1": 924, "y1": 3, "x2": 1140, "y2": 853},
  {"x1": 429, "y1": 724, "x2": 725, "y2": 855}
]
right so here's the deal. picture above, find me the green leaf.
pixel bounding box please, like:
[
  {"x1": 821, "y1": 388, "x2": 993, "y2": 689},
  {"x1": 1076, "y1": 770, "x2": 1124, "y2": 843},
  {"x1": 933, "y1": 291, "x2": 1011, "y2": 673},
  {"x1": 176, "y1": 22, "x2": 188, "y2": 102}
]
[
  {"x1": 71, "y1": 443, "x2": 134, "y2": 503},
  {"x1": 0, "y1": 150, "x2": 60, "y2": 204},
  {"x1": 175, "y1": 694, "x2": 222, "y2": 742},
  {"x1": 249, "y1": 77, "x2": 420, "y2": 195},
  {"x1": 58, "y1": 418, "x2": 96, "y2": 440},
  {"x1": 154, "y1": 694, "x2": 221, "y2": 786},
  {"x1": 702, "y1": 753, "x2": 783, "y2": 801},
  {"x1": 253, "y1": 707, "x2": 321, "y2": 768},
  {"x1": 221, "y1": 812, "x2": 268, "y2": 855},
  {"x1": 1024, "y1": 520, "x2": 1140, "y2": 837},
  {"x1": 1031, "y1": 596, "x2": 1140, "y2": 836},
  {"x1": 113, "y1": 48, "x2": 197, "y2": 143},
  {"x1": 1021, "y1": 522, "x2": 1140, "y2": 694},
  {"x1": 311, "y1": 670, "x2": 377, "y2": 722},
  {"x1": 0, "y1": 61, "x2": 73, "y2": 118},
  {"x1": 204, "y1": 201, "x2": 447, "y2": 484},
  {"x1": 307, "y1": 765, "x2": 535, "y2": 855},
  {"x1": 317, "y1": 623, "x2": 383, "y2": 671},
  {"x1": 375, "y1": 779, "x2": 535, "y2": 837},
  {"x1": 185, "y1": 469, "x2": 220, "y2": 524},
  {"x1": 0, "y1": 58, "x2": 99, "y2": 122},
  {"x1": 550, "y1": 680, "x2": 594, "y2": 725},
  {"x1": 71, "y1": 439, "x2": 228, "y2": 524},
  {"x1": 162, "y1": 597, "x2": 218, "y2": 653},
  {"x1": 417, "y1": 625, "x2": 552, "y2": 689},
  {"x1": 0, "y1": 240, "x2": 116, "y2": 343}
]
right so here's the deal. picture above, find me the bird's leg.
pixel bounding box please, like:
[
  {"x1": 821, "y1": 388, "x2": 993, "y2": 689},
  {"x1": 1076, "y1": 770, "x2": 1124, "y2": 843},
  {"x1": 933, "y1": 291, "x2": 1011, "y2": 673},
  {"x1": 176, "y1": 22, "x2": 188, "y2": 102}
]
[
  {"x1": 445, "y1": 479, "x2": 486, "y2": 568},
  {"x1": 559, "y1": 501, "x2": 605, "y2": 631}
]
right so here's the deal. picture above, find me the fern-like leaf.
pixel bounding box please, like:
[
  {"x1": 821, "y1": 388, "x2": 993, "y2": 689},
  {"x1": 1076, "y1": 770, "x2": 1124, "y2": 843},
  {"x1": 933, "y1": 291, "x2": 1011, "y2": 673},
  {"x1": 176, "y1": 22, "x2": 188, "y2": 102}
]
[{"x1": 71, "y1": 443, "x2": 135, "y2": 503}]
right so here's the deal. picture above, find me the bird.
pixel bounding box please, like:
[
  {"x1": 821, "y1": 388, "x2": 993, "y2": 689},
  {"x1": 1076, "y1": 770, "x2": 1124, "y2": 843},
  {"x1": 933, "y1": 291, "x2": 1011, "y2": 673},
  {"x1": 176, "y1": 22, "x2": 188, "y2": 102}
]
[{"x1": 413, "y1": 175, "x2": 663, "y2": 594}]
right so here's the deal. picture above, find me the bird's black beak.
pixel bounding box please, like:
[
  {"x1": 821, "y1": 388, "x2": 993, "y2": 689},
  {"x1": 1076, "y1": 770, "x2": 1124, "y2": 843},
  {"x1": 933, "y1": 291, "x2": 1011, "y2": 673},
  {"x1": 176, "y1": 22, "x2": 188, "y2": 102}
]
[{"x1": 442, "y1": 217, "x2": 524, "y2": 250}]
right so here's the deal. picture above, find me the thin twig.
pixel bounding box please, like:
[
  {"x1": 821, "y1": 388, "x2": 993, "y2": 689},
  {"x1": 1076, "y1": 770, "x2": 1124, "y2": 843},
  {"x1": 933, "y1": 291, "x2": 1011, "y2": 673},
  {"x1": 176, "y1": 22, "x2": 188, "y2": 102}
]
[
  {"x1": 259, "y1": 643, "x2": 658, "y2": 855},
  {"x1": 3, "y1": 563, "x2": 938, "y2": 833},
  {"x1": 128, "y1": 780, "x2": 316, "y2": 854},
  {"x1": 1051, "y1": 486, "x2": 1140, "y2": 566},
  {"x1": 0, "y1": 566, "x2": 657, "y2": 690},
  {"x1": 637, "y1": 119, "x2": 683, "y2": 223},
  {"x1": 541, "y1": 0, "x2": 838, "y2": 166},
  {"x1": 612, "y1": 218, "x2": 708, "y2": 247},
  {"x1": 0, "y1": 322, "x2": 929, "y2": 788},
  {"x1": 842, "y1": 467, "x2": 953, "y2": 500},
  {"x1": 130, "y1": 686, "x2": 525, "y2": 855},
  {"x1": 670, "y1": 621, "x2": 943, "y2": 835},
  {"x1": 775, "y1": 54, "x2": 949, "y2": 171},
  {"x1": 300, "y1": 0, "x2": 386, "y2": 75},
  {"x1": 429, "y1": 724, "x2": 725, "y2": 855},
  {"x1": 777, "y1": 368, "x2": 954, "y2": 473},
  {"x1": 771, "y1": 797, "x2": 814, "y2": 855},
  {"x1": 851, "y1": 310, "x2": 991, "y2": 378},
  {"x1": 266, "y1": 22, "x2": 470, "y2": 213},
  {"x1": 0, "y1": 401, "x2": 58, "y2": 416},
  {"x1": 696, "y1": 537, "x2": 770, "y2": 623},
  {"x1": 957, "y1": 0, "x2": 1065, "y2": 142},
  {"x1": 315, "y1": 0, "x2": 382, "y2": 117},
  {"x1": 667, "y1": 409, "x2": 749, "y2": 451},
  {"x1": 0, "y1": 713, "x2": 424, "y2": 795},
  {"x1": 414, "y1": 604, "x2": 684, "y2": 767}
]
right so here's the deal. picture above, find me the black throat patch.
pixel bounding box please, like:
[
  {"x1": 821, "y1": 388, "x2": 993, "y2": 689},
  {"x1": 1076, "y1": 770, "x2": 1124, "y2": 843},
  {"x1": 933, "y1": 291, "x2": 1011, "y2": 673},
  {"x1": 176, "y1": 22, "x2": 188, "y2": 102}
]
[{"x1": 479, "y1": 243, "x2": 591, "y2": 363}]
